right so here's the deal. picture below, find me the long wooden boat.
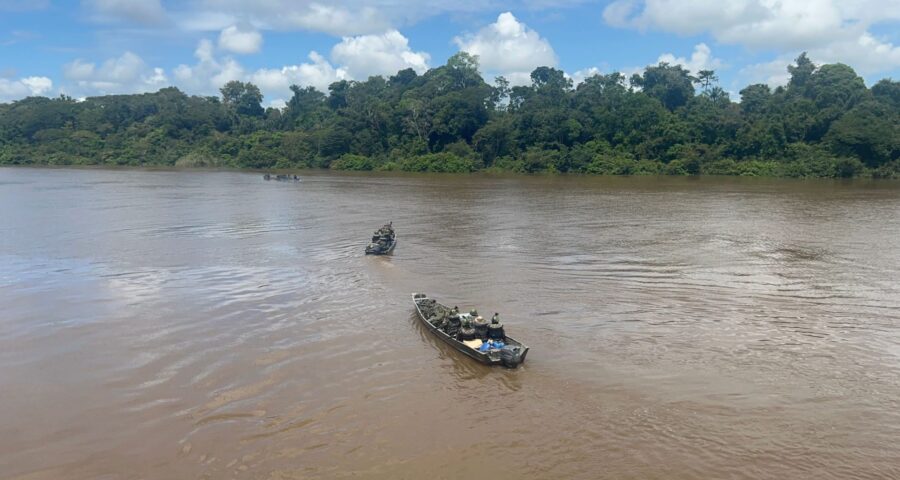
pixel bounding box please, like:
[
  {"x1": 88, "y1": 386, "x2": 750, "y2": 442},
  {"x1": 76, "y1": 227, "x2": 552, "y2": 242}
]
[
  {"x1": 365, "y1": 223, "x2": 396, "y2": 255},
  {"x1": 412, "y1": 293, "x2": 529, "y2": 368}
]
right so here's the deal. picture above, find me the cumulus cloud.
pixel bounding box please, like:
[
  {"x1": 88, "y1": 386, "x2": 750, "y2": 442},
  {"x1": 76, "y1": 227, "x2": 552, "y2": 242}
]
[
  {"x1": 173, "y1": 39, "x2": 244, "y2": 93},
  {"x1": 739, "y1": 57, "x2": 793, "y2": 87},
  {"x1": 569, "y1": 67, "x2": 601, "y2": 86},
  {"x1": 657, "y1": 43, "x2": 722, "y2": 74},
  {"x1": 603, "y1": 0, "x2": 900, "y2": 74},
  {"x1": 454, "y1": 11, "x2": 558, "y2": 86},
  {"x1": 331, "y1": 30, "x2": 429, "y2": 78},
  {"x1": 249, "y1": 51, "x2": 349, "y2": 94},
  {"x1": 0, "y1": 76, "x2": 53, "y2": 102},
  {"x1": 218, "y1": 23, "x2": 263, "y2": 54},
  {"x1": 741, "y1": 35, "x2": 900, "y2": 88},
  {"x1": 173, "y1": 29, "x2": 427, "y2": 101},
  {"x1": 811, "y1": 32, "x2": 900, "y2": 75},
  {"x1": 283, "y1": 4, "x2": 390, "y2": 36},
  {"x1": 182, "y1": 1, "x2": 588, "y2": 36},
  {"x1": 63, "y1": 51, "x2": 167, "y2": 95},
  {"x1": 180, "y1": 1, "x2": 391, "y2": 36},
  {"x1": 83, "y1": 0, "x2": 167, "y2": 25}
]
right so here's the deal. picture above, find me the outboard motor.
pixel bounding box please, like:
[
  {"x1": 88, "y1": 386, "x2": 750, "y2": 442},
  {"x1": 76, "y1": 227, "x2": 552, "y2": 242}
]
[{"x1": 500, "y1": 346, "x2": 521, "y2": 368}]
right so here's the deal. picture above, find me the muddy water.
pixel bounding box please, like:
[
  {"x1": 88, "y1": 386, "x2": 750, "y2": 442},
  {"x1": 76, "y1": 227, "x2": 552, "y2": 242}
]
[{"x1": 1, "y1": 167, "x2": 899, "y2": 479}]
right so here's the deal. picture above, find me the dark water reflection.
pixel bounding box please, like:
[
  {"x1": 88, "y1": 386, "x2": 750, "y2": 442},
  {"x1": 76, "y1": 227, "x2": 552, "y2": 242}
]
[{"x1": 1, "y1": 168, "x2": 899, "y2": 479}]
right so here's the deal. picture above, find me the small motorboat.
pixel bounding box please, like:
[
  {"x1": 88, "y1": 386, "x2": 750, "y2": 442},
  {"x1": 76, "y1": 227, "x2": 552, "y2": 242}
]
[
  {"x1": 412, "y1": 293, "x2": 529, "y2": 368},
  {"x1": 365, "y1": 222, "x2": 396, "y2": 255},
  {"x1": 263, "y1": 174, "x2": 300, "y2": 182}
]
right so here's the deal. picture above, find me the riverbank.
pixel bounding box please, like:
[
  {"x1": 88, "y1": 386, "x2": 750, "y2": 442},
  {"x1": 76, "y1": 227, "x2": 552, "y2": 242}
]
[{"x1": 4, "y1": 152, "x2": 899, "y2": 179}]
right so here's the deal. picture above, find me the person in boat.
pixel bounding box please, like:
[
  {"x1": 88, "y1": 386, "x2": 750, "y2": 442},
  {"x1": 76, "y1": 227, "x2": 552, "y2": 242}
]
[
  {"x1": 444, "y1": 308, "x2": 461, "y2": 336},
  {"x1": 488, "y1": 313, "x2": 505, "y2": 341}
]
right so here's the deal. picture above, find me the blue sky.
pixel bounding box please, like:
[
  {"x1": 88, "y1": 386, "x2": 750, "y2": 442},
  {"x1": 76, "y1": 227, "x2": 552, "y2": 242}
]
[{"x1": 1, "y1": 0, "x2": 899, "y2": 105}]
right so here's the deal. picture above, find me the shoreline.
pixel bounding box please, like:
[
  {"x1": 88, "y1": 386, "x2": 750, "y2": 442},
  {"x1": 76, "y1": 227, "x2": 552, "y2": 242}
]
[{"x1": 4, "y1": 163, "x2": 899, "y2": 185}]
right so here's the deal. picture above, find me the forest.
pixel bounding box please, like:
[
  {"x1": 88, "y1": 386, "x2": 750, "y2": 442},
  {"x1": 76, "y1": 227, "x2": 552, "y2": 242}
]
[{"x1": 1, "y1": 52, "x2": 898, "y2": 178}]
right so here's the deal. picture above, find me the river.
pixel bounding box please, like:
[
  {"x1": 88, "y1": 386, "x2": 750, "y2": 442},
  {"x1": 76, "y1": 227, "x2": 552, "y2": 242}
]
[{"x1": 1, "y1": 167, "x2": 899, "y2": 479}]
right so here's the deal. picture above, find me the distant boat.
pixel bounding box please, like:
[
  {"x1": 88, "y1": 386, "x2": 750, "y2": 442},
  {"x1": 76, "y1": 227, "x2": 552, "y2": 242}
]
[
  {"x1": 365, "y1": 222, "x2": 396, "y2": 255},
  {"x1": 412, "y1": 293, "x2": 529, "y2": 368},
  {"x1": 263, "y1": 174, "x2": 300, "y2": 182}
]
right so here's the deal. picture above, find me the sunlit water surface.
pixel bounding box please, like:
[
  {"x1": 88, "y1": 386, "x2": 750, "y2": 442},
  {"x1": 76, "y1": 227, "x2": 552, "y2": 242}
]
[{"x1": 1, "y1": 168, "x2": 899, "y2": 479}]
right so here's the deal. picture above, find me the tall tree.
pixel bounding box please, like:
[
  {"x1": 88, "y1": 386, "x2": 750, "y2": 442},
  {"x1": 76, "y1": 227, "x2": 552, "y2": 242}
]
[
  {"x1": 695, "y1": 70, "x2": 718, "y2": 93},
  {"x1": 220, "y1": 81, "x2": 264, "y2": 117},
  {"x1": 788, "y1": 52, "x2": 816, "y2": 90},
  {"x1": 632, "y1": 63, "x2": 696, "y2": 110}
]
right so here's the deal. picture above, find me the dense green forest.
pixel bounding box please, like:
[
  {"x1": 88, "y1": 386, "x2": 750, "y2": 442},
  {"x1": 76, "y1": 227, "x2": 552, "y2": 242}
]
[{"x1": 1, "y1": 53, "x2": 898, "y2": 178}]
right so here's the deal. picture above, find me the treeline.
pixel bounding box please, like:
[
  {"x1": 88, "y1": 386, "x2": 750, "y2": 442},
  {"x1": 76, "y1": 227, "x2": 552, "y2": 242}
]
[{"x1": 1, "y1": 52, "x2": 898, "y2": 178}]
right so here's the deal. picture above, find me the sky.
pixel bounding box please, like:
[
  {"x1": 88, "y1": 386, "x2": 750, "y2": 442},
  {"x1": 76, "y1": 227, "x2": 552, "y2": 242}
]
[{"x1": 1, "y1": 0, "x2": 899, "y2": 106}]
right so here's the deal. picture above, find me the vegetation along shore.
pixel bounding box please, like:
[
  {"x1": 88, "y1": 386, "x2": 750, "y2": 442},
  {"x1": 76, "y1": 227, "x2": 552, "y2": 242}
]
[{"x1": 1, "y1": 53, "x2": 897, "y2": 178}]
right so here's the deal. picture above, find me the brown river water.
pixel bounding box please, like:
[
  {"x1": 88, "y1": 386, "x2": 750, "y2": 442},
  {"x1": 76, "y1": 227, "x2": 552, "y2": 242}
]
[{"x1": 1, "y1": 167, "x2": 900, "y2": 479}]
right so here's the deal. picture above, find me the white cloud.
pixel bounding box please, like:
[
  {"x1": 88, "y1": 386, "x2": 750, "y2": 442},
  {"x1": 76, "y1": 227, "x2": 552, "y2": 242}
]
[
  {"x1": 454, "y1": 12, "x2": 558, "y2": 86},
  {"x1": 0, "y1": 76, "x2": 53, "y2": 102},
  {"x1": 177, "y1": 11, "x2": 236, "y2": 31},
  {"x1": 569, "y1": 67, "x2": 601, "y2": 86},
  {"x1": 218, "y1": 23, "x2": 263, "y2": 54},
  {"x1": 62, "y1": 51, "x2": 166, "y2": 95},
  {"x1": 603, "y1": 0, "x2": 900, "y2": 75},
  {"x1": 657, "y1": 43, "x2": 722, "y2": 74},
  {"x1": 84, "y1": 0, "x2": 167, "y2": 25},
  {"x1": 174, "y1": 39, "x2": 244, "y2": 93},
  {"x1": 182, "y1": 1, "x2": 391, "y2": 36},
  {"x1": 183, "y1": 1, "x2": 587, "y2": 36},
  {"x1": 63, "y1": 59, "x2": 95, "y2": 80},
  {"x1": 331, "y1": 30, "x2": 429, "y2": 78},
  {"x1": 172, "y1": 39, "x2": 348, "y2": 99},
  {"x1": 249, "y1": 51, "x2": 348, "y2": 94},
  {"x1": 811, "y1": 32, "x2": 900, "y2": 75},
  {"x1": 739, "y1": 57, "x2": 793, "y2": 87},
  {"x1": 283, "y1": 4, "x2": 390, "y2": 36},
  {"x1": 740, "y1": 35, "x2": 900, "y2": 88},
  {"x1": 20, "y1": 76, "x2": 52, "y2": 94},
  {"x1": 168, "y1": 29, "x2": 427, "y2": 102},
  {"x1": 144, "y1": 67, "x2": 168, "y2": 87}
]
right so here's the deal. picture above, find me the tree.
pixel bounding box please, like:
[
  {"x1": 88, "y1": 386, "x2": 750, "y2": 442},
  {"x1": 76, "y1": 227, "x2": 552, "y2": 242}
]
[
  {"x1": 826, "y1": 101, "x2": 899, "y2": 167},
  {"x1": 490, "y1": 76, "x2": 511, "y2": 111},
  {"x1": 2, "y1": 55, "x2": 897, "y2": 179},
  {"x1": 530, "y1": 67, "x2": 572, "y2": 93},
  {"x1": 872, "y1": 79, "x2": 900, "y2": 108},
  {"x1": 220, "y1": 81, "x2": 264, "y2": 117},
  {"x1": 632, "y1": 62, "x2": 696, "y2": 110},
  {"x1": 739, "y1": 84, "x2": 771, "y2": 116},
  {"x1": 695, "y1": 69, "x2": 718, "y2": 93},
  {"x1": 444, "y1": 52, "x2": 482, "y2": 90},
  {"x1": 788, "y1": 52, "x2": 816, "y2": 90},
  {"x1": 285, "y1": 84, "x2": 326, "y2": 128}
]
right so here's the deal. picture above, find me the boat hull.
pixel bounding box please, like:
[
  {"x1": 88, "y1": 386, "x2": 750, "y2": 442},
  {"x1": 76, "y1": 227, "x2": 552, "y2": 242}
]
[
  {"x1": 412, "y1": 293, "x2": 529, "y2": 367},
  {"x1": 365, "y1": 238, "x2": 396, "y2": 255}
]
